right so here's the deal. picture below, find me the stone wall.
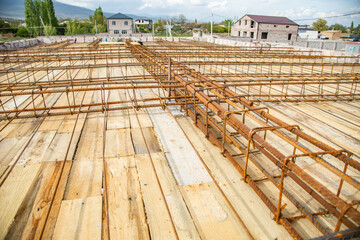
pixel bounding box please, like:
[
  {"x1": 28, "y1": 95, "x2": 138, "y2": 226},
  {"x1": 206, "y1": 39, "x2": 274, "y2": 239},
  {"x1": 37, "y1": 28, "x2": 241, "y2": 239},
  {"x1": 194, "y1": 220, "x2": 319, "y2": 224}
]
[{"x1": 0, "y1": 38, "x2": 42, "y2": 49}]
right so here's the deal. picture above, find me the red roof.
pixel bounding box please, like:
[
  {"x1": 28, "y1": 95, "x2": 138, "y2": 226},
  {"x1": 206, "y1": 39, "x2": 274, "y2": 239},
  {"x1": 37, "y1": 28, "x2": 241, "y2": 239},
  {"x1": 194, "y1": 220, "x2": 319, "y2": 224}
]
[{"x1": 244, "y1": 14, "x2": 298, "y2": 25}]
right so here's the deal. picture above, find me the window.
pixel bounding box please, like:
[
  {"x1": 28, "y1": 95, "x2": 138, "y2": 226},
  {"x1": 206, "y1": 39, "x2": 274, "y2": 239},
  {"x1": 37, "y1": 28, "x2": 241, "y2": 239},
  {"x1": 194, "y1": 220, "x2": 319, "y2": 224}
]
[
  {"x1": 122, "y1": 30, "x2": 127, "y2": 34},
  {"x1": 114, "y1": 30, "x2": 119, "y2": 34},
  {"x1": 274, "y1": 24, "x2": 277, "y2": 27},
  {"x1": 250, "y1": 32, "x2": 254, "y2": 38},
  {"x1": 286, "y1": 25, "x2": 289, "y2": 28},
  {"x1": 288, "y1": 33, "x2": 292, "y2": 40},
  {"x1": 261, "y1": 32, "x2": 268, "y2": 39},
  {"x1": 245, "y1": 20, "x2": 248, "y2": 25},
  {"x1": 112, "y1": 21, "x2": 116, "y2": 25},
  {"x1": 243, "y1": 31, "x2": 247, "y2": 37},
  {"x1": 251, "y1": 20, "x2": 255, "y2": 28},
  {"x1": 238, "y1": 31, "x2": 241, "y2": 36},
  {"x1": 124, "y1": 21, "x2": 128, "y2": 25},
  {"x1": 239, "y1": 21, "x2": 241, "y2": 25}
]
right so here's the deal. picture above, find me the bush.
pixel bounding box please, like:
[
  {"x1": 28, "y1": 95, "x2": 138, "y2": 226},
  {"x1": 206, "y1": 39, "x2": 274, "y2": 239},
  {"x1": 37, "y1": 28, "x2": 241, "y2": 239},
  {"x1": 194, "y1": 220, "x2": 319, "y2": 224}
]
[
  {"x1": 44, "y1": 25, "x2": 57, "y2": 36},
  {"x1": 16, "y1": 27, "x2": 29, "y2": 37}
]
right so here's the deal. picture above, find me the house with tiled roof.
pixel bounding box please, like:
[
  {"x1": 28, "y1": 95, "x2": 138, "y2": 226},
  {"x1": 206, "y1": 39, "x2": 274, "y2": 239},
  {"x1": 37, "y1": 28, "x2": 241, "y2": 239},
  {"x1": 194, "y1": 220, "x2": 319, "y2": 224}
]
[
  {"x1": 107, "y1": 13, "x2": 133, "y2": 36},
  {"x1": 231, "y1": 14, "x2": 299, "y2": 41}
]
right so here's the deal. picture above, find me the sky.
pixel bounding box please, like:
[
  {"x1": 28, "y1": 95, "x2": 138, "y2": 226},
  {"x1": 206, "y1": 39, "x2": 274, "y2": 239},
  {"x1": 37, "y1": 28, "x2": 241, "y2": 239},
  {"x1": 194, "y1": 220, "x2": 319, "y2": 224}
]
[{"x1": 56, "y1": 0, "x2": 360, "y2": 26}]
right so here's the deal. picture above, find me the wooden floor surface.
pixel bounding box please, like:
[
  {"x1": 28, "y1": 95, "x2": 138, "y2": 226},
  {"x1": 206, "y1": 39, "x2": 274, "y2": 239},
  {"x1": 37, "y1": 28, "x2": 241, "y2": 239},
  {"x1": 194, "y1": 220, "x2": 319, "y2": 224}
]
[{"x1": 0, "y1": 42, "x2": 359, "y2": 240}]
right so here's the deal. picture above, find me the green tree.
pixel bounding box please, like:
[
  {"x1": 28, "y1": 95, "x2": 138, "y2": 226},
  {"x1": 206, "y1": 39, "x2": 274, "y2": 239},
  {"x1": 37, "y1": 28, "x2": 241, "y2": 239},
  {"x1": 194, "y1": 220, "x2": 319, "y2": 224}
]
[
  {"x1": 90, "y1": 6, "x2": 106, "y2": 25},
  {"x1": 44, "y1": 25, "x2": 56, "y2": 35},
  {"x1": 89, "y1": 6, "x2": 106, "y2": 33},
  {"x1": 312, "y1": 18, "x2": 328, "y2": 31},
  {"x1": 213, "y1": 25, "x2": 226, "y2": 33},
  {"x1": 350, "y1": 21, "x2": 354, "y2": 33},
  {"x1": 45, "y1": 0, "x2": 58, "y2": 26},
  {"x1": 0, "y1": 20, "x2": 11, "y2": 33},
  {"x1": 24, "y1": 0, "x2": 58, "y2": 37},
  {"x1": 40, "y1": 1, "x2": 49, "y2": 25},
  {"x1": 92, "y1": 24, "x2": 107, "y2": 34},
  {"x1": 65, "y1": 18, "x2": 81, "y2": 35},
  {"x1": 329, "y1": 23, "x2": 347, "y2": 33},
  {"x1": 17, "y1": 27, "x2": 29, "y2": 37}
]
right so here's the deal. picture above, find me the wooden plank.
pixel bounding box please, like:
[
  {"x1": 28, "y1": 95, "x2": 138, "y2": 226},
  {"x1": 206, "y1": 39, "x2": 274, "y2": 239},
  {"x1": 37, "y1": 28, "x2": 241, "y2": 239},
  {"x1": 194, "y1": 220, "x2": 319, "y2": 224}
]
[
  {"x1": 129, "y1": 109, "x2": 154, "y2": 128},
  {"x1": 42, "y1": 133, "x2": 73, "y2": 162},
  {"x1": 5, "y1": 162, "x2": 67, "y2": 240},
  {"x1": 0, "y1": 163, "x2": 42, "y2": 239},
  {"x1": 41, "y1": 161, "x2": 72, "y2": 240},
  {"x1": 16, "y1": 131, "x2": 56, "y2": 165},
  {"x1": 73, "y1": 118, "x2": 103, "y2": 161},
  {"x1": 52, "y1": 196, "x2": 102, "y2": 240},
  {"x1": 135, "y1": 154, "x2": 177, "y2": 240},
  {"x1": 148, "y1": 107, "x2": 212, "y2": 186},
  {"x1": 177, "y1": 116, "x2": 294, "y2": 239},
  {"x1": 0, "y1": 137, "x2": 27, "y2": 177},
  {"x1": 151, "y1": 153, "x2": 201, "y2": 240},
  {"x1": 107, "y1": 110, "x2": 130, "y2": 130},
  {"x1": 131, "y1": 127, "x2": 162, "y2": 154},
  {"x1": 180, "y1": 182, "x2": 251, "y2": 240},
  {"x1": 6, "y1": 118, "x2": 42, "y2": 138},
  {"x1": 105, "y1": 129, "x2": 134, "y2": 158},
  {"x1": 38, "y1": 116, "x2": 65, "y2": 132},
  {"x1": 106, "y1": 157, "x2": 150, "y2": 240},
  {"x1": 64, "y1": 160, "x2": 103, "y2": 200}
]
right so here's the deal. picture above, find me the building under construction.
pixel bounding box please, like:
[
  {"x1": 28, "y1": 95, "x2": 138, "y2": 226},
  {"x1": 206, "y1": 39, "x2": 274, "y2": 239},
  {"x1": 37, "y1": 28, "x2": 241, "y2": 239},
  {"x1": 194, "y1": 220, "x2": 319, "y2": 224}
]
[{"x1": 0, "y1": 38, "x2": 359, "y2": 240}]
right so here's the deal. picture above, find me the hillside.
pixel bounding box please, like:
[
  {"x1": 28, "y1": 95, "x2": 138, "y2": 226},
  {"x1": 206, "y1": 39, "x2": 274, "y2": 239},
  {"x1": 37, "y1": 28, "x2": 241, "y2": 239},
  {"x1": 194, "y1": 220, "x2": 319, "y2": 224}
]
[{"x1": 0, "y1": 0, "x2": 148, "y2": 20}]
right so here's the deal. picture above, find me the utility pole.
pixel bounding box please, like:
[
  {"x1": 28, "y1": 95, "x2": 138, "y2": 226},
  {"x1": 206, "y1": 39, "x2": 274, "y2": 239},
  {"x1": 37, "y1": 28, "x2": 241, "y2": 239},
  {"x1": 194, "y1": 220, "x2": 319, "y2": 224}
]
[
  {"x1": 152, "y1": 21, "x2": 154, "y2": 36},
  {"x1": 40, "y1": 16, "x2": 47, "y2": 36},
  {"x1": 169, "y1": 19, "x2": 172, "y2": 37},
  {"x1": 211, "y1": 13, "x2": 213, "y2": 37}
]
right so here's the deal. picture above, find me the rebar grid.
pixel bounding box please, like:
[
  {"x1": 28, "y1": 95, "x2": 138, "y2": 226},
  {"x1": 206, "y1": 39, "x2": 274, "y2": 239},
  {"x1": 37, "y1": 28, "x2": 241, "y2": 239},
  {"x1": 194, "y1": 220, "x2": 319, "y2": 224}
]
[{"x1": 125, "y1": 40, "x2": 360, "y2": 239}]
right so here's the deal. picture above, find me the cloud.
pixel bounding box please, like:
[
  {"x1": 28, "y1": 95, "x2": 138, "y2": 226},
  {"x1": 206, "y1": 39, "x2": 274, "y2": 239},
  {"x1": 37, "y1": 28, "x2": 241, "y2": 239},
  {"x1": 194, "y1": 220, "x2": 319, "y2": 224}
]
[{"x1": 208, "y1": 0, "x2": 227, "y2": 11}]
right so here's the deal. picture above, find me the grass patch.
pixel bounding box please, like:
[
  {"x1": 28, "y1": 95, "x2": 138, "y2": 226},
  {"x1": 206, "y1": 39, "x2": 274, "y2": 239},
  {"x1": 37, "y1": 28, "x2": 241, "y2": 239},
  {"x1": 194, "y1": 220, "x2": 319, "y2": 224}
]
[
  {"x1": 0, "y1": 37, "x2": 27, "y2": 42},
  {"x1": 153, "y1": 33, "x2": 192, "y2": 37}
]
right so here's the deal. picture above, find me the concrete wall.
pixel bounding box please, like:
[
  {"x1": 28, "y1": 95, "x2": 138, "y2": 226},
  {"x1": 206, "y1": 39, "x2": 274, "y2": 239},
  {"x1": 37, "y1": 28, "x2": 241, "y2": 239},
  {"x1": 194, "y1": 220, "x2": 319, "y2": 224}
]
[
  {"x1": 231, "y1": 15, "x2": 258, "y2": 38},
  {"x1": 107, "y1": 19, "x2": 133, "y2": 35},
  {"x1": 231, "y1": 15, "x2": 298, "y2": 41},
  {"x1": 257, "y1": 23, "x2": 298, "y2": 41},
  {"x1": 298, "y1": 30, "x2": 318, "y2": 39},
  {"x1": 196, "y1": 36, "x2": 358, "y2": 62}
]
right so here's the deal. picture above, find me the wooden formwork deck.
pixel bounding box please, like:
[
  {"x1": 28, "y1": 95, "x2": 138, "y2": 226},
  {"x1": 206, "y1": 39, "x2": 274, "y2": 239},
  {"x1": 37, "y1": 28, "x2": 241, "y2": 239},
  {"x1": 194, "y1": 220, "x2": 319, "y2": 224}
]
[{"x1": 0, "y1": 40, "x2": 359, "y2": 240}]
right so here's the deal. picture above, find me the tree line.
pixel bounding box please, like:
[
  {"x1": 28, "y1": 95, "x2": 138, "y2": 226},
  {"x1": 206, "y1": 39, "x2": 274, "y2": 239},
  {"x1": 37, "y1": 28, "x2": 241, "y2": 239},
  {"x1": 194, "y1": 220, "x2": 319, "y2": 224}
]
[
  {"x1": 22, "y1": 1, "x2": 107, "y2": 37},
  {"x1": 312, "y1": 18, "x2": 359, "y2": 36}
]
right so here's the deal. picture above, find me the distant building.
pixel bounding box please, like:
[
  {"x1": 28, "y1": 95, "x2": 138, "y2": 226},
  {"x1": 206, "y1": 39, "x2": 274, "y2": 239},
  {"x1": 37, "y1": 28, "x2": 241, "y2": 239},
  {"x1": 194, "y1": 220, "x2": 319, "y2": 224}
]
[
  {"x1": 135, "y1": 19, "x2": 153, "y2": 30},
  {"x1": 107, "y1": 13, "x2": 133, "y2": 36},
  {"x1": 298, "y1": 27, "x2": 318, "y2": 39},
  {"x1": 320, "y1": 30, "x2": 341, "y2": 40},
  {"x1": 345, "y1": 42, "x2": 360, "y2": 54},
  {"x1": 231, "y1": 14, "x2": 299, "y2": 41}
]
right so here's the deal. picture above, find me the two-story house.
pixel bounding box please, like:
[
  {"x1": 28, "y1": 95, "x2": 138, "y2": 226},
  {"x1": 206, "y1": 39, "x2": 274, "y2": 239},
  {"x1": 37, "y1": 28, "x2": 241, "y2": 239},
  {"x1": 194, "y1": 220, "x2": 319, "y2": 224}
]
[
  {"x1": 231, "y1": 14, "x2": 299, "y2": 41},
  {"x1": 107, "y1": 13, "x2": 133, "y2": 36}
]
